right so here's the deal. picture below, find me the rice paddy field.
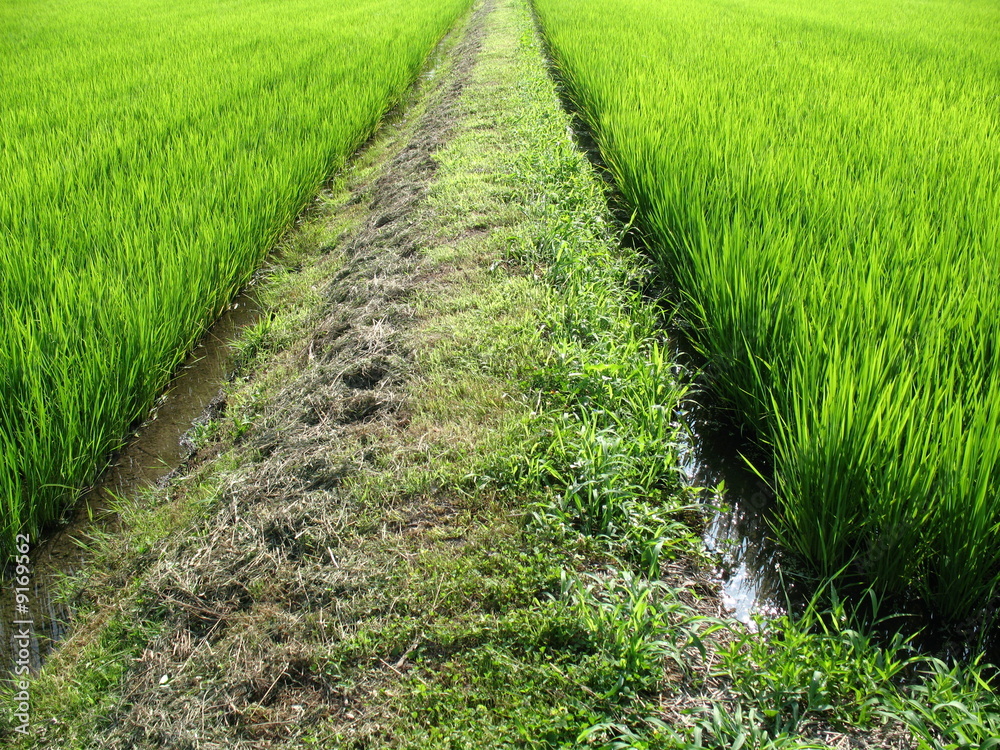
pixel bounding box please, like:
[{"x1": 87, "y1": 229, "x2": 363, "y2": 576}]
[
  {"x1": 0, "y1": 0, "x2": 469, "y2": 546},
  {"x1": 534, "y1": 0, "x2": 1000, "y2": 620},
  {"x1": 8, "y1": 0, "x2": 1000, "y2": 744},
  {"x1": 3, "y1": 0, "x2": 998, "y2": 626}
]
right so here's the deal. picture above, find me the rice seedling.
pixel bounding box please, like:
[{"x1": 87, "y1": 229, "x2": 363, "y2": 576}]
[
  {"x1": 534, "y1": 0, "x2": 1000, "y2": 620},
  {"x1": 0, "y1": 0, "x2": 470, "y2": 549}
]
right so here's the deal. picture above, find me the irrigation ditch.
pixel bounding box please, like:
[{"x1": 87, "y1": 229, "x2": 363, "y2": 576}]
[{"x1": 0, "y1": 290, "x2": 262, "y2": 673}]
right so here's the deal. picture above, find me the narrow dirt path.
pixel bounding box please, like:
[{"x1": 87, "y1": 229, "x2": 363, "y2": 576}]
[{"x1": 90, "y1": 4, "x2": 500, "y2": 745}]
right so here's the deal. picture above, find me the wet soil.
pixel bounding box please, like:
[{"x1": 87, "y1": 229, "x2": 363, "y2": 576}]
[{"x1": 0, "y1": 292, "x2": 261, "y2": 673}]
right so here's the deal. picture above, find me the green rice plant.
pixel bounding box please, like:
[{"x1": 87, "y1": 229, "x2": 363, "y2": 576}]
[
  {"x1": 0, "y1": 0, "x2": 470, "y2": 549},
  {"x1": 533, "y1": 0, "x2": 1000, "y2": 620}
]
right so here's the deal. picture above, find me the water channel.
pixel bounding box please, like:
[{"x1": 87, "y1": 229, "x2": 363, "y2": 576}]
[{"x1": 0, "y1": 292, "x2": 261, "y2": 674}]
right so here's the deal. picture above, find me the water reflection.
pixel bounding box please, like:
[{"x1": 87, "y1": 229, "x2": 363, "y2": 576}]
[{"x1": 667, "y1": 331, "x2": 789, "y2": 626}]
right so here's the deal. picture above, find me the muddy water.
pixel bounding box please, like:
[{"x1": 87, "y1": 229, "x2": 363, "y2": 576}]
[
  {"x1": 669, "y1": 336, "x2": 791, "y2": 625},
  {"x1": 678, "y1": 399, "x2": 789, "y2": 625},
  {"x1": 0, "y1": 292, "x2": 261, "y2": 674}
]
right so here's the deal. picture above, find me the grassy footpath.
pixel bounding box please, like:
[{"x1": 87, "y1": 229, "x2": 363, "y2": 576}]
[{"x1": 4, "y1": 0, "x2": 998, "y2": 747}]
